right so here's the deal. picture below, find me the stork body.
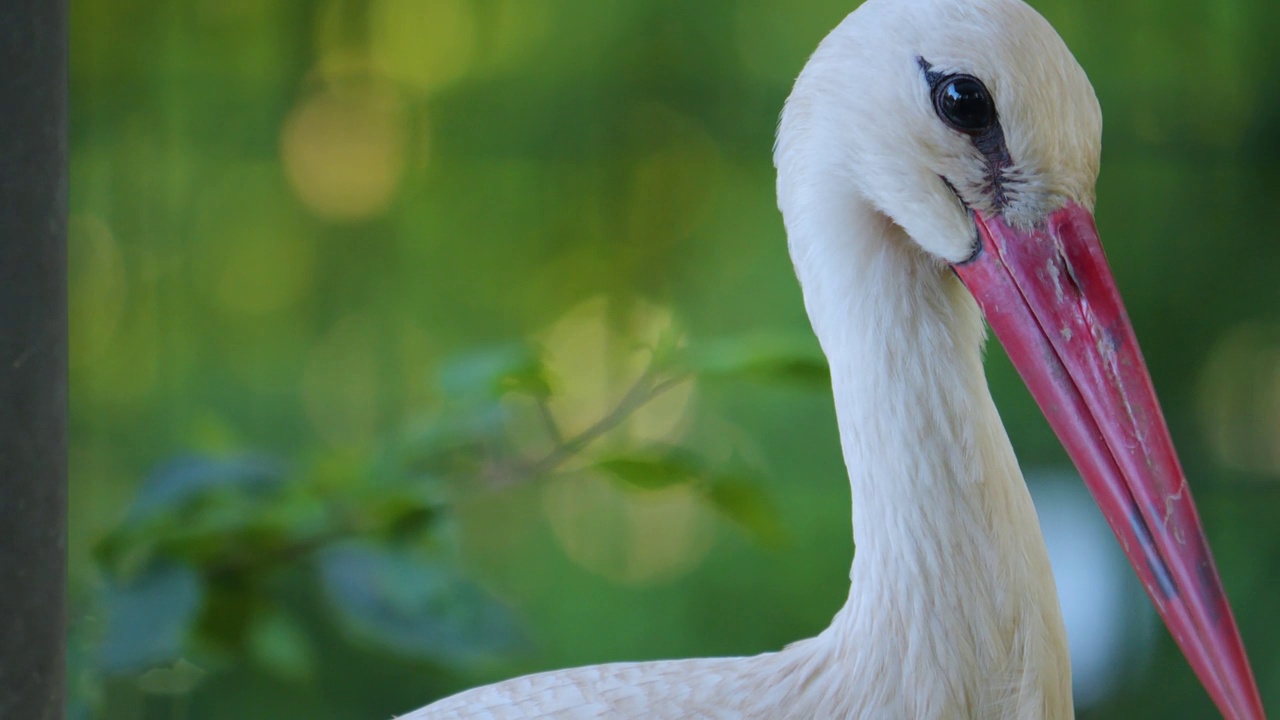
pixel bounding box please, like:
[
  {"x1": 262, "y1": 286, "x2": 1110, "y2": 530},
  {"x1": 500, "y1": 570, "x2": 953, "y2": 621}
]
[{"x1": 401, "y1": 0, "x2": 1265, "y2": 718}]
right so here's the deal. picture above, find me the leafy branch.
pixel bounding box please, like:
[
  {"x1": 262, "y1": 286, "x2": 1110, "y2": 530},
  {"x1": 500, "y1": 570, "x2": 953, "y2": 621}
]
[
  {"x1": 87, "y1": 331, "x2": 827, "y2": 697},
  {"x1": 524, "y1": 366, "x2": 687, "y2": 480}
]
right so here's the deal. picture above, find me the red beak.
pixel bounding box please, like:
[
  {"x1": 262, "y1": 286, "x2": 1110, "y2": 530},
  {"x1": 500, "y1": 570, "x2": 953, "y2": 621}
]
[{"x1": 952, "y1": 202, "x2": 1265, "y2": 720}]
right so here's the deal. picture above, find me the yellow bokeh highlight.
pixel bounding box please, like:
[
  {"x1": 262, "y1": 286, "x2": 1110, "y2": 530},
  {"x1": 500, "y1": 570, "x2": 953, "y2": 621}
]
[
  {"x1": 542, "y1": 470, "x2": 716, "y2": 586},
  {"x1": 531, "y1": 296, "x2": 714, "y2": 585},
  {"x1": 281, "y1": 79, "x2": 410, "y2": 222},
  {"x1": 538, "y1": 295, "x2": 694, "y2": 452},
  {"x1": 369, "y1": 0, "x2": 476, "y2": 95}
]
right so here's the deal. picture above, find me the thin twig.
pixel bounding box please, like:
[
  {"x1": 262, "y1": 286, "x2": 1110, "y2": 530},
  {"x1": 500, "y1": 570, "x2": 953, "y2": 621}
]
[
  {"x1": 526, "y1": 369, "x2": 691, "y2": 477},
  {"x1": 213, "y1": 369, "x2": 692, "y2": 573},
  {"x1": 647, "y1": 374, "x2": 690, "y2": 400},
  {"x1": 533, "y1": 396, "x2": 564, "y2": 445}
]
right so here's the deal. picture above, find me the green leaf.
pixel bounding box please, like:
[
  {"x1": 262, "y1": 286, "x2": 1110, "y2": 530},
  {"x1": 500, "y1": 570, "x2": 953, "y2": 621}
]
[
  {"x1": 593, "y1": 448, "x2": 786, "y2": 546},
  {"x1": 136, "y1": 659, "x2": 206, "y2": 696},
  {"x1": 319, "y1": 543, "x2": 523, "y2": 666},
  {"x1": 98, "y1": 562, "x2": 203, "y2": 673},
  {"x1": 383, "y1": 503, "x2": 439, "y2": 541},
  {"x1": 98, "y1": 455, "x2": 291, "y2": 573},
  {"x1": 435, "y1": 343, "x2": 551, "y2": 401},
  {"x1": 648, "y1": 318, "x2": 686, "y2": 370},
  {"x1": 678, "y1": 334, "x2": 829, "y2": 388},
  {"x1": 706, "y1": 478, "x2": 787, "y2": 548},
  {"x1": 126, "y1": 455, "x2": 286, "y2": 524},
  {"x1": 593, "y1": 447, "x2": 705, "y2": 491}
]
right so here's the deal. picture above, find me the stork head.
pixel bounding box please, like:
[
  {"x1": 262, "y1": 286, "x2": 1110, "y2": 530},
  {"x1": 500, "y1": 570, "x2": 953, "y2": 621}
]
[
  {"x1": 777, "y1": 0, "x2": 1102, "y2": 262},
  {"x1": 776, "y1": 1, "x2": 1266, "y2": 718}
]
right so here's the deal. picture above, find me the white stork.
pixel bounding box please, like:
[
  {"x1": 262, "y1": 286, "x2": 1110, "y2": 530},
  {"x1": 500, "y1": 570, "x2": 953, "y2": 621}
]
[{"x1": 399, "y1": 0, "x2": 1267, "y2": 717}]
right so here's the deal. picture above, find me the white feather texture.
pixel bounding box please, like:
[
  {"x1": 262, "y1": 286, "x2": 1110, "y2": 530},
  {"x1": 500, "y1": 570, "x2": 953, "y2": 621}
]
[{"x1": 399, "y1": 0, "x2": 1103, "y2": 717}]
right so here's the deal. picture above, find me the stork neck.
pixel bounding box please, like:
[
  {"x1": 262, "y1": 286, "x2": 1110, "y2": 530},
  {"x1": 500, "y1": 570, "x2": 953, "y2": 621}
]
[
  {"x1": 792, "y1": 193, "x2": 1011, "y2": 570},
  {"x1": 783, "y1": 188, "x2": 1067, "y2": 702}
]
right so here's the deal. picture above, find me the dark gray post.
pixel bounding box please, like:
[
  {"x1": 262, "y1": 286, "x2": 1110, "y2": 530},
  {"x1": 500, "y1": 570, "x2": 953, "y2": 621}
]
[{"x1": 0, "y1": 1, "x2": 69, "y2": 719}]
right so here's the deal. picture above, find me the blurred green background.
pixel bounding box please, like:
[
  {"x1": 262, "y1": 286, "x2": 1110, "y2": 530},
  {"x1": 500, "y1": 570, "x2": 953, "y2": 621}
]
[{"x1": 69, "y1": 0, "x2": 1280, "y2": 718}]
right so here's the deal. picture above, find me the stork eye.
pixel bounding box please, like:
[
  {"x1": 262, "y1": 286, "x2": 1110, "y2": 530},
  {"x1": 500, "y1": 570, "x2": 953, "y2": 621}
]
[{"x1": 932, "y1": 75, "x2": 995, "y2": 134}]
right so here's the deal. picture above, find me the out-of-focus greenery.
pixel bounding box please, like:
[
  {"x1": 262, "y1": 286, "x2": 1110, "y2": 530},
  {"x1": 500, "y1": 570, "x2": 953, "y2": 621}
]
[{"x1": 70, "y1": 0, "x2": 1280, "y2": 718}]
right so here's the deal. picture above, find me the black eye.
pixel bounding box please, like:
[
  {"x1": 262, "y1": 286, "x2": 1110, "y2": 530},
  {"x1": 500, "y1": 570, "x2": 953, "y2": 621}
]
[{"x1": 932, "y1": 75, "x2": 996, "y2": 134}]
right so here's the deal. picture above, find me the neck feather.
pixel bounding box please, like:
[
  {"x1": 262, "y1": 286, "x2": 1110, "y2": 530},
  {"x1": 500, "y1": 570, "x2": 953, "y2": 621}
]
[{"x1": 778, "y1": 183, "x2": 1072, "y2": 716}]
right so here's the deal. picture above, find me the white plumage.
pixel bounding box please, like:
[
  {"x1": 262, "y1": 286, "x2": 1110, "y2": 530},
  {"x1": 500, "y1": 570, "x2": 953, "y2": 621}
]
[{"x1": 398, "y1": 0, "x2": 1265, "y2": 718}]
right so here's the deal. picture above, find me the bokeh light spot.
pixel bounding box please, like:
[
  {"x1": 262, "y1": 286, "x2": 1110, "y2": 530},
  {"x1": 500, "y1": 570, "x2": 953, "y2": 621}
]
[
  {"x1": 533, "y1": 296, "x2": 708, "y2": 585},
  {"x1": 542, "y1": 470, "x2": 715, "y2": 586},
  {"x1": 369, "y1": 0, "x2": 476, "y2": 95},
  {"x1": 537, "y1": 296, "x2": 694, "y2": 456},
  {"x1": 281, "y1": 79, "x2": 410, "y2": 222}
]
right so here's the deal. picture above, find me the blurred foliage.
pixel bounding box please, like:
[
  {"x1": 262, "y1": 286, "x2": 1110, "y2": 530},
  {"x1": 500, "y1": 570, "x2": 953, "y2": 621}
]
[
  {"x1": 90, "y1": 336, "x2": 808, "y2": 678},
  {"x1": 77, "y1": 320, "x2": 820, "y2": 717},
  {"x1": 69, "y1": 0, "x2": 1280, "y2": 718}
]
